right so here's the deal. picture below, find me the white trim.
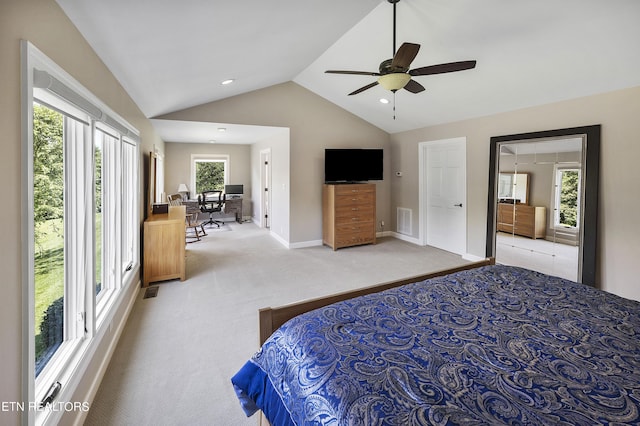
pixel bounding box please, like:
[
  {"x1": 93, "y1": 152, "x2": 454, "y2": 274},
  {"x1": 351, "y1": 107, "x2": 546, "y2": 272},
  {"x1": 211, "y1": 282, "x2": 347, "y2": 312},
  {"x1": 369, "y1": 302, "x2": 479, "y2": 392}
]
[
  {"x1": 289, "y1": 239, "x2": 323, "y2": 249},
  {"x1": 270, "y1": 231, "x2": 294, "y2": 248},
  {"x1": 552, "y1": 164, "x2": 582, "y2": 230},
  {"x1": 21, "y1": 39, "x2": 37, "y2": 423},
  {"x1": 260, "y1": 148, "x2": 271, "y2": 229},
  {"x1": 390, "y1": 231, "x2": 421, "y2": 245},
  {"x1": 462, "y1": 253, "x2": 485, "y2": 262},
  {"x1": 190, "y1": 154, "x2": 229, "y2": 196},
  {"x1": 22, "y1": 40, "x2": 141, "y2": 426}
]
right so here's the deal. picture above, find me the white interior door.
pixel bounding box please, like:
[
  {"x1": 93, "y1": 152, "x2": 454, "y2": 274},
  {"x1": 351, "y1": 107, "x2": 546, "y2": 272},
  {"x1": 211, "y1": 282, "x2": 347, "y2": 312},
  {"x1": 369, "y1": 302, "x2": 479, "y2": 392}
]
[{"x1": 420, "y1": 138, "x2": 467, "y2": 255}]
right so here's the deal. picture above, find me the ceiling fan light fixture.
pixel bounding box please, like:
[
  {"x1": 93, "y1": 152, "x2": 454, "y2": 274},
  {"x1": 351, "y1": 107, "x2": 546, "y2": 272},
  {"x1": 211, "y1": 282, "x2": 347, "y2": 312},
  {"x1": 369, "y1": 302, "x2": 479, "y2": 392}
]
[{"x1": 377, "y1": 73, "x2": 411, "y2": 91}]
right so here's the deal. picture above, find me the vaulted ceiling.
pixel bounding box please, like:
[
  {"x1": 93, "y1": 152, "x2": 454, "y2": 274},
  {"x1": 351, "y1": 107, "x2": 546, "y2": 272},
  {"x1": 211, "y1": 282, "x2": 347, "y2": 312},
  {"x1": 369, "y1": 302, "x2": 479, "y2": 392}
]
[{"x1": 56, "y1": 0, "x2": 640, "y2": 142}]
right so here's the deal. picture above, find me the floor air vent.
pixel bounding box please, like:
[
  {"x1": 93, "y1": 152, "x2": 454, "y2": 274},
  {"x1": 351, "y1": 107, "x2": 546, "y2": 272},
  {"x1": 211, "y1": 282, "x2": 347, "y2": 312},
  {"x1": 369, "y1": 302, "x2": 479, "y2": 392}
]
[
  {"x1": 143, "y1": 286, "x2": 159, "y2": 299},
  {"x1": 397, "y1": 207, "x2": 412, "y2": 236}
]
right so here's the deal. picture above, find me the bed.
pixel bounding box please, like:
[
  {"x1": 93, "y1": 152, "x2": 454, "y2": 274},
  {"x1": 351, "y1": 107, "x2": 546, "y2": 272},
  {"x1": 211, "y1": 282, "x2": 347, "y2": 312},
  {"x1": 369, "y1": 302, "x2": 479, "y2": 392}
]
[{"x1": 232, "y1": 259, "x2": 640, "y2": 425}]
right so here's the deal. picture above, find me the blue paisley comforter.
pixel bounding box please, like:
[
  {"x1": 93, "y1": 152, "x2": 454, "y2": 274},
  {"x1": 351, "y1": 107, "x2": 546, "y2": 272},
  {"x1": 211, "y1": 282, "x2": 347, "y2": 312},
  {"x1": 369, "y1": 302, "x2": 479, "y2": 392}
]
[{"x1": 232, "y1": 265, "x2": 640, "y2": 425}]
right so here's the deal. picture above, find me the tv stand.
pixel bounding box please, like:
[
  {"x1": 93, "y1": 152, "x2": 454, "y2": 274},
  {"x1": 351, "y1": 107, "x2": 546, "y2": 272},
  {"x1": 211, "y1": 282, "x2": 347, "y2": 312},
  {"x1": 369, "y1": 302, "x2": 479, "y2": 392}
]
[{"x1": 322, "y1": 183, "x2": 376, "y2": 250}]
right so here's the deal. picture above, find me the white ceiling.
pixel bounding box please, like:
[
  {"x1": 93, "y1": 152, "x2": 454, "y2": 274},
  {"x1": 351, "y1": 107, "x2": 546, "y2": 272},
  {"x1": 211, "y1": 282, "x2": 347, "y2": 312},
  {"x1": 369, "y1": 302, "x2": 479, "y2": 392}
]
[{"x1": 56, "y1": 0, "x2": 640, "y2": 143}]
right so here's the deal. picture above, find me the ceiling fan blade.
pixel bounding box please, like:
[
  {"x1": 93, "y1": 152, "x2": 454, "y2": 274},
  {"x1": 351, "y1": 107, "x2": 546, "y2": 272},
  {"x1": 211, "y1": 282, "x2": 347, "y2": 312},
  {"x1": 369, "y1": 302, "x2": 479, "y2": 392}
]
[
  {"x1": 325, "y1": 70, "x2": 380, "y2": 76},
  {"x1": 391, "y1": 43, "x2": 420, "y2": 69},
  {"x1": 348, "y1": 81, "x2": 379, "y2": 96},
  {"x1": 409, "y1": 60, "x2": 477, "y2": 76},
  {"x1": 403, "y1": 79, "x2": 425, "y2": 94}
]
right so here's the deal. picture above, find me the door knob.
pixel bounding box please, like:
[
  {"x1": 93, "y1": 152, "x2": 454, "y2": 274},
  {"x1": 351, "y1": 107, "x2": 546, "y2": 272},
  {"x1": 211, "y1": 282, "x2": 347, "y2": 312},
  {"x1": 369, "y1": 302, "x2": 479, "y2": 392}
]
[{"x1": 454, "y1": 203, "x2": 463, "y2": 207}]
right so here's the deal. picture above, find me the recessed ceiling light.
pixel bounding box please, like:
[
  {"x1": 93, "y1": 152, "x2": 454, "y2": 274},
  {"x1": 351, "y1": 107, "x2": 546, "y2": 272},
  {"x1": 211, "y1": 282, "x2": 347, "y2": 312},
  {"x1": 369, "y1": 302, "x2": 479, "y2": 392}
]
[
  {"x1": 208, "y1": 140, "x2": 216, "y2": 144},
  {"x1": 218, "y1": 127, "x2": 227, "y2": 132},
  {"x1": 221, "y1": 79, "x2": 234, "y2": 85},
  {"x1": 379, "y1": 98, "x2": 390, "y2": 104}
]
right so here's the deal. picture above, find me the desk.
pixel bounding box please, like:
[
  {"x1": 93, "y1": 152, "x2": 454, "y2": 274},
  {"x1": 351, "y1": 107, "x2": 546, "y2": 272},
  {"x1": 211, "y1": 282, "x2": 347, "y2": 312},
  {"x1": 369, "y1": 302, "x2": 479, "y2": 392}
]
[
  {"x1": 224, "y1": 197, "x2": 243, "y2": 223},
  {"x1": 183, "y1": 199, "x2": 200, "y2": 215}
]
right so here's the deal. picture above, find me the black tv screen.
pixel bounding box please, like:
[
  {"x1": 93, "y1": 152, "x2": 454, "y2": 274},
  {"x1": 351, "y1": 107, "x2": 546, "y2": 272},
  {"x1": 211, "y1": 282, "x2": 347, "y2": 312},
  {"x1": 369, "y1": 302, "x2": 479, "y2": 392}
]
[
  {"x1": 225, "y1": 184, "x2": 243, "y2": 195},
  {"x1": 325, "y1": 149, "x2": 383, "y2": 183}
]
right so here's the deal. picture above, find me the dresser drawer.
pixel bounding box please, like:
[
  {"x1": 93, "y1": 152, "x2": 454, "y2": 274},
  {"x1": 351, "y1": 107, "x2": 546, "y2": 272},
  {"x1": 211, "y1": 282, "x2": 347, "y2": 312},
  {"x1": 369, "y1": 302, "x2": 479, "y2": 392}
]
[
  {"x1": 514, "y1": 223, "x2": 534, "y2": 235},
  {"x1": 335, "y1": 223, "x2": 374, "y2": 235},
  {"x1": 335, "y1": 205, "x2": 374, "y2": 220},
  {"x1": 335, "y1": 192, "x2": 375, "y2": 206},
  {"x1": 334, "y1": 228, "x2": 375, "y2": 248},
  {"x1": 334, "y1": 184, "x2": 375, "y2": 196}
]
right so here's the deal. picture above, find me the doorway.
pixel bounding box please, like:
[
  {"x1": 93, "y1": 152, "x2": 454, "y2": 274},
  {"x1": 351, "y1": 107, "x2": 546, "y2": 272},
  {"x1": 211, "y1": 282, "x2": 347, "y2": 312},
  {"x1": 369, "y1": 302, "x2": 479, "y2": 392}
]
[{"x1": 419, "y1": 137, "x2": 467, "y2": 255}]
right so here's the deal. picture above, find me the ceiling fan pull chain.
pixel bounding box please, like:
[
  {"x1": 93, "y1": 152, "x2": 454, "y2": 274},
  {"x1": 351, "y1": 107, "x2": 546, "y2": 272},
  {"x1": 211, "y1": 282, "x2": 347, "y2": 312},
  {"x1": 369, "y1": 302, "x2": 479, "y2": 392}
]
[{"x1": 393, "y1": 91, "x2": 397, "y2": 120}]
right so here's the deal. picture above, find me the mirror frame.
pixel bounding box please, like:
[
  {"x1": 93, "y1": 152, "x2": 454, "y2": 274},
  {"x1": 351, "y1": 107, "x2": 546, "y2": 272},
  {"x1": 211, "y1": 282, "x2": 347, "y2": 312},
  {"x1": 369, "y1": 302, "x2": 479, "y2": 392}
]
[{"x1": 486, "y1": 125, "x2": 600, "y2": 286}]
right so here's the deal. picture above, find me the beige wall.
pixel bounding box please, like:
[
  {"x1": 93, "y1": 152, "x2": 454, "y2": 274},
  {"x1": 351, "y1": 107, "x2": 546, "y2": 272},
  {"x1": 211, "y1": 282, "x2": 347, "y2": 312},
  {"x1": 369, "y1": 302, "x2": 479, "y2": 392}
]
[
  {"x1": 0, "y1": 1, "x2": 164, "y2": 424},
  {"x1": 390, "y1": 86, "x2": 640, "y2": 301},
  {"x1": 158, "y1": 82, "x2": 392, "y2": 244},
  {"x1": 164, "y1": 142, "x2": 252, "y2": 214}
]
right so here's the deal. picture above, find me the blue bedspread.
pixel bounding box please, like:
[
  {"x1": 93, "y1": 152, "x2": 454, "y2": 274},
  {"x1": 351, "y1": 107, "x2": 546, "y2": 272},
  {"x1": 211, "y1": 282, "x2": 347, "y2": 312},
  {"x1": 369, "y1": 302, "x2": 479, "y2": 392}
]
[{"x1": 232, "y1": 265, "x2": 640, "y2": 425}]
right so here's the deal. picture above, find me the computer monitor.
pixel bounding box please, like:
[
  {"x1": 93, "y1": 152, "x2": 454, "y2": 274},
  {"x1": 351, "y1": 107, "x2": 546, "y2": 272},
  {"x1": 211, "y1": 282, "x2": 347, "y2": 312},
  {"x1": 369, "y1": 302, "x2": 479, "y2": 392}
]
[{"x1": 225, "y1": 184, "x2": 243, "y2": 198}]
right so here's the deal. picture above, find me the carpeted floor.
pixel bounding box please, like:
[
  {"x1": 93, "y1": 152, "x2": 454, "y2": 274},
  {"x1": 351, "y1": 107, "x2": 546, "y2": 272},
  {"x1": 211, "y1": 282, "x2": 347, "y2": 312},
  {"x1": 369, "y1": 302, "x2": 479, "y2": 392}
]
[{"x1": 84, "y1": 223, "x2": 469, "y2": 425}]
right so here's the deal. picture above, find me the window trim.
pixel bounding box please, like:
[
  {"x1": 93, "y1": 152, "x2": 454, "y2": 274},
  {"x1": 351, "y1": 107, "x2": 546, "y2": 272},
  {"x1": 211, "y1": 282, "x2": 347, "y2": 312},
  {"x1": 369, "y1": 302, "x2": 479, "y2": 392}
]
[
  {"x1": 553, "y1": 164, "x2": 582, "y2": 231},
  {"x1": 190, "y1": 154, "x2": 230, "y2": 197},
  {"x1": 22, "y1": 40, "x2": 140, "y2": 426}
]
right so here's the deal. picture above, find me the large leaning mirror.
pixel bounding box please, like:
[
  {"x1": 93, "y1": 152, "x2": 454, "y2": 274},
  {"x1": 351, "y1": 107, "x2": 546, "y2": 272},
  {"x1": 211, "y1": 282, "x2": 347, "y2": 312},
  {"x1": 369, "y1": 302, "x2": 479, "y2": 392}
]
[{"x1": 486, "y1": 125, "x2": 600, "y2": 286}]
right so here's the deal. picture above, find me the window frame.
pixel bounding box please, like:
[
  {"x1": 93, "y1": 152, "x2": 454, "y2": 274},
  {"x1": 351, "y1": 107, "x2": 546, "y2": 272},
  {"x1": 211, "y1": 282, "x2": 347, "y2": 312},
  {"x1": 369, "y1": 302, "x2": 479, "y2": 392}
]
[
  {"x1": 190, "y1": 154, "x2": 229, "y2": 197},
  {"x1": 553, "y1": 165, "x2": 582, "y2": 230},
  {"x1": 22, "y1": 41, "x2": 140, "y2": 426}
]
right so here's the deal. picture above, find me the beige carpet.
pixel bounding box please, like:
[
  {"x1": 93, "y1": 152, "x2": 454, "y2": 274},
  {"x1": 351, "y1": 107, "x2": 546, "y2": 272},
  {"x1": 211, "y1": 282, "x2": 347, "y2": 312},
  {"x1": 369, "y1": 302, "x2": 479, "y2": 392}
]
[{"x1": 85, "y1": 223, "x2": 469, "y2": 425}]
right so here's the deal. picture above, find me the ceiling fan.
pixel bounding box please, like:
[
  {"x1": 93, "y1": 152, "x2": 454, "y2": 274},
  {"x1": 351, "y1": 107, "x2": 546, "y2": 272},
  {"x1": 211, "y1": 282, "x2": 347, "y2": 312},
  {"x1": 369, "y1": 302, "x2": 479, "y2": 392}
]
[{"x1": 325, "y1": 0, "x2": 477, "y2": 96}]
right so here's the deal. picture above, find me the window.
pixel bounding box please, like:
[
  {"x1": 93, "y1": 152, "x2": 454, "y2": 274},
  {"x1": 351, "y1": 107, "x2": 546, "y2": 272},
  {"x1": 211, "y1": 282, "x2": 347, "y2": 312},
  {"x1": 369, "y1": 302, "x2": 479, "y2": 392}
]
[
  {"x1": 24, "y1": 41, "x2": 140, "y2": 425},
  {"x1": 554, "y1": 167, "x2": 581, "y2": 229},
  {"x1": 32, "y1": 103, "x2": 66, "y2": 377},
  {"x1": 191, "y1": 155, "x2": 229, "y2": 196}
]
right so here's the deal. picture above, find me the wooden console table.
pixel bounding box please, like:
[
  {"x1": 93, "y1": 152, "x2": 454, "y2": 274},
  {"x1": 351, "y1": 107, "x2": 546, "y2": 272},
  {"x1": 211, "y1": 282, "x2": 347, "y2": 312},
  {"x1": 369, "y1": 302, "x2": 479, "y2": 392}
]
[{"x1": 143, "y1": 205, "x2": 186, "y2": 286}]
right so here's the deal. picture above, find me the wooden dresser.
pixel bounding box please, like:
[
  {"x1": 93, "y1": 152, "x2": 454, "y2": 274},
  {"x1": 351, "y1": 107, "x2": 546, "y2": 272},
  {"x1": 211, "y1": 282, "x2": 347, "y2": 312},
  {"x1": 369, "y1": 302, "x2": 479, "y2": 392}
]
[
  {"x1": 143, "y1": 205, "x2": 186, "y2": 286},
  {"x1": 497, "y1": 203, "x2": 546, "y2": 239},
  {"x1": 323, "y1": 183, "x2": 376, "y2": 250}
]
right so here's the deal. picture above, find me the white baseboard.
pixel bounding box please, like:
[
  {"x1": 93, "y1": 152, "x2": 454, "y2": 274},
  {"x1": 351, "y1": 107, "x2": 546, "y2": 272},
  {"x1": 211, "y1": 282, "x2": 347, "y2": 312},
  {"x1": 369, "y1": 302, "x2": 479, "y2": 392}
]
[
  {"x1": 462, "y1": 253, "x2": 486, "y2": 262},
  {"x1": 289, "y1": 239, "x2": 323, "y2": 249},
  {"x1": 390, "y1": 231, "x2": 422, "y2": 245},
  {"x1": 273, "y1": 231, "x2": 486, "y2": 263},
  {"x1": 269, "y1": 230, "x2": 296, "y2": 249}
]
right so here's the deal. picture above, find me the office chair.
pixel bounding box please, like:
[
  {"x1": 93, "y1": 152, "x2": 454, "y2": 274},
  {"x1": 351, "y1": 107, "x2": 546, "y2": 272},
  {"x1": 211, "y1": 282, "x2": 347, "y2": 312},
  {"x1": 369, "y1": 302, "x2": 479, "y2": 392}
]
[{"x1": 198, "y1": 190, "x2": 224, "y2": 228}]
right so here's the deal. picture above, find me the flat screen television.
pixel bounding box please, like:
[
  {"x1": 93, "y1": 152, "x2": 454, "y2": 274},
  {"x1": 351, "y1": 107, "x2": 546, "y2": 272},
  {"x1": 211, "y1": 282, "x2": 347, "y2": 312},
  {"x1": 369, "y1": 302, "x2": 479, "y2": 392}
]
[
  {"x1": 225, "y1": 184, "x2": 243, "y2": 198},
  {"x1": 325, "y1": 149, "x2": 383, "y2": 183}
]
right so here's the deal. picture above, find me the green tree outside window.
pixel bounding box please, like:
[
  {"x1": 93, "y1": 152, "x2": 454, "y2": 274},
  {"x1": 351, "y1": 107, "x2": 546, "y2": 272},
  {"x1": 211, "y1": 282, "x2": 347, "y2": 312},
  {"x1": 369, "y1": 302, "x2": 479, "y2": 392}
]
[{"x1": 195, "y1": 161, "x2": 225, "y2": 194}]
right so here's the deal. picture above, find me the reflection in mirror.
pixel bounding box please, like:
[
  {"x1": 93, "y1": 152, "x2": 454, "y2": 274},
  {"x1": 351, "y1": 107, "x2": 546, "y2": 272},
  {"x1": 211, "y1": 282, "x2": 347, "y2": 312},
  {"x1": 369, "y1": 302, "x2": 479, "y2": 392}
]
[
  {"x1": 487, "y1": 126, "x2": 600, "y2": 286},
  {"x1": 498, "y1": 172, "x2": 529, "y2": 204}
]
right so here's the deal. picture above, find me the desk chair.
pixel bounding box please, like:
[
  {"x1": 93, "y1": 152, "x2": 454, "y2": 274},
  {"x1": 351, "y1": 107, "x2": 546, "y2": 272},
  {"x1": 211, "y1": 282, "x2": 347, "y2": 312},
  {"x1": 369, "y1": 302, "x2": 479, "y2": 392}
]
[
  {"x1": 167, "y1": 193, "x2": 207, "y2": 242},
  {"x1": 199, "y1": 190, "x2": 224, "y2": 228}
]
